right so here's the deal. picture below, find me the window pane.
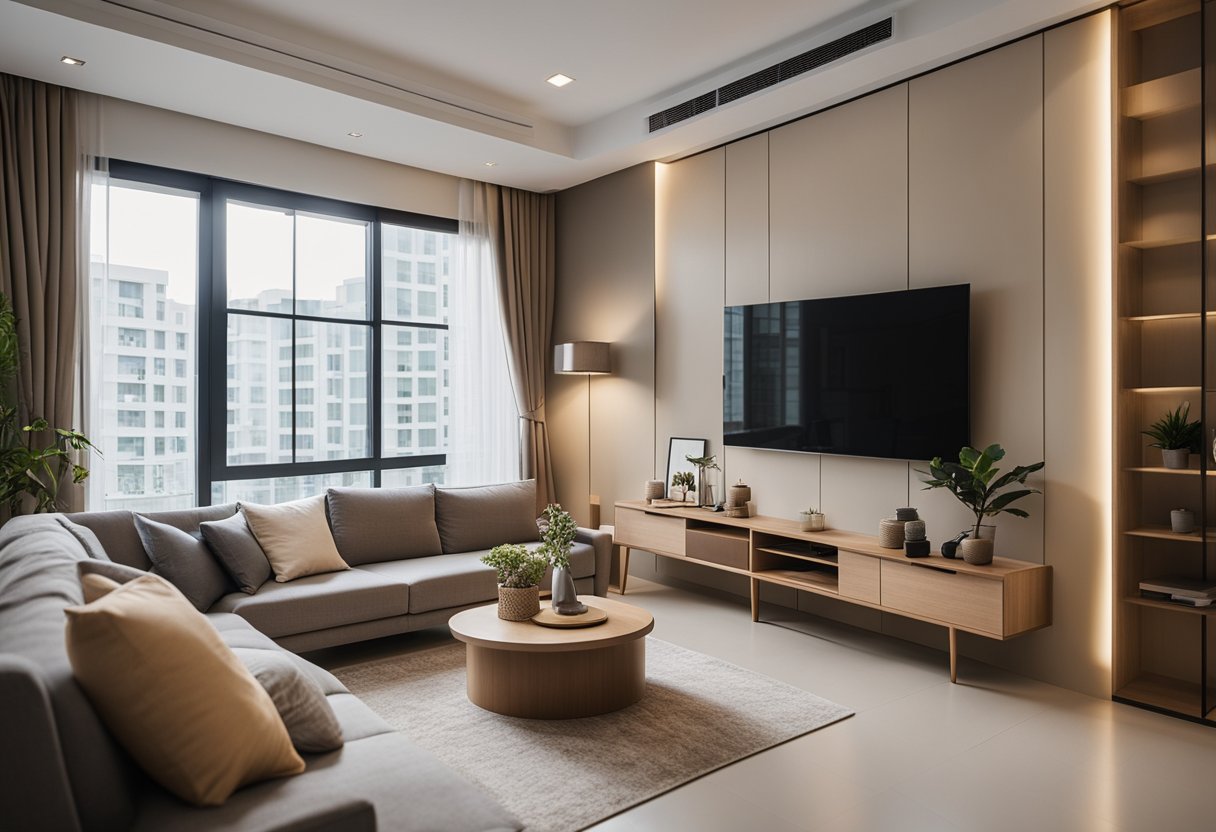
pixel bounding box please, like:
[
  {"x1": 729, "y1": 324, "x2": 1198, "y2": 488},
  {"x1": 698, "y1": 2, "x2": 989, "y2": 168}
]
[
  {"x1": 295, "y1": 213, "x2": 369, "y2": 320},
  {"x1": 381, "y1": 466, "x2": 446, "y2": 487},
  {"x1": 211, "y1": 470, "x2": 372, "y2": 505},
  {"x1": 226, "y1": 200, "x2": 293, "y2": 312},
  {"x1": 382, "y1": 324, "x2": 448, "y2": 457},
  {"x1": 90, "y1": 179, "x2": 197, "y2": 511},
  {"x1": 296, "y1": 321, "x2": 370, "y2": 461},
  {"x1": 227, "y1": 313, "x2": 292, "y2": 466},
  {"x1": 381, "y1": 224, "x2": 451, "y2": 323}
]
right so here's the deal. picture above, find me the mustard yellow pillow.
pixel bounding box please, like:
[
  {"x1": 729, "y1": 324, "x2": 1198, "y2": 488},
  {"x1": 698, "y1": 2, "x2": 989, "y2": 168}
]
[
  {"x1": 64, "y1": 574, "x2": 305, "y2": 806},
  {"x1": 240, "y1": 495, "x2": 349, "y2": 582}
]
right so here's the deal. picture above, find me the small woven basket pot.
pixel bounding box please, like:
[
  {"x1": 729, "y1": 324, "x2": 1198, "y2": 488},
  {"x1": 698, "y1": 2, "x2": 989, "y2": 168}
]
[
  {"x1": 879, "y1": 518, "x2": 907, "y2": 549},
  {"x1": 497, "y1": 585, "x2": 540, "y2": 621},
  {"x1": 903, "y1": 519, "x2": 927, "y2": 541}
]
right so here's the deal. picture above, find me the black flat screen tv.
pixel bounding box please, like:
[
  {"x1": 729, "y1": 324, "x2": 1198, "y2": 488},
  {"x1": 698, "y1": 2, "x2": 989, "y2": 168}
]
[{"x1": 723, "y1": 284, "x2": 970, "y2": 461}]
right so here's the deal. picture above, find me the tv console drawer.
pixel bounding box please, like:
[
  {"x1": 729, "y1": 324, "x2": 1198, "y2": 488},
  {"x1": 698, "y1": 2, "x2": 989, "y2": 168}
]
[
  {"x1": 614, "y1": 507, "x2": 685, "y2": 556},
  {"x1": 838, "y1": 551, "x2": 880, "y2": 604},
  {"x1": 880, "y1": 560, "x2": 1003, "y2": 636},
  {"x1": 686, "y1": 527, "x2": 749, "y2": 570}
]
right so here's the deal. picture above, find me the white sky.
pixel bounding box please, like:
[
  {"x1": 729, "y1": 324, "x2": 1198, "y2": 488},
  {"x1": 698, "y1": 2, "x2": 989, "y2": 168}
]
[{"x1": 92, "y1": 181, "x2": 368, "y2": 308}]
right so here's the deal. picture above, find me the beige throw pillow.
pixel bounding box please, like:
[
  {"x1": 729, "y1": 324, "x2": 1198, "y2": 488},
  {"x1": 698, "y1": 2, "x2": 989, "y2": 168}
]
[
  {"x1": 64, "y1": 574, "x2": 305, "y2": 806},
  {"x1": 240, "y1": 496, "x2": 349, "y2": 582}
]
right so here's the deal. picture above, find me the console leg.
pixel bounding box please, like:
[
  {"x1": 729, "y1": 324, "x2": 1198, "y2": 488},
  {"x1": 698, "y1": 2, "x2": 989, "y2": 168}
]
[
  {"x1": 949, "y1": 627, "x2": 958, "y2": 683},
  {"x1": 750, "y1": 578, "x2": 759, "y2": 622},
  {"x1": 619, "y1": 547, "x2": 630, "y2": 595}
]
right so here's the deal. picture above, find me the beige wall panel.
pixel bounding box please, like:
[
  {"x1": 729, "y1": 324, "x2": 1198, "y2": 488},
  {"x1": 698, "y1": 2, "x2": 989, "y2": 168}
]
[
  {"x1": 769, "y1": 84, "x2": 908, "y2": 302},
  {"x1": 725, "y1": 134, "x2": 770, "y2": 307},
  {"x1": 100, "y1": 97, "x2": 458, "y2": 218},
  {"x1": 552, "y1": 164, "x2": 656, "y2": 528},
  {"x1": 820, "y1": 455, "x2": 910, "y2": 535},
  {"x1": 724, "y1": 446, "x2": 820, "y2": 522},
  {"x1": 655, "y1": 152, "x2": 726, "y2": 476},
  {"x1": 908, "y1": 36, "x2": 1045, "y2": 570}
]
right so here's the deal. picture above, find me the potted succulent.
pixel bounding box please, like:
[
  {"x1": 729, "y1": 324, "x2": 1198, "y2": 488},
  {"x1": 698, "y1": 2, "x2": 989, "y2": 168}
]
[
  {"x1": 539, "y1": 503, "x2": 586, "y2": 615},
  {"x1": 918, "y1": 444, "x2": 1044, "y2": 565},
  {"x1": 1143, "y1": 402, "x2": 1202, "y2": 470},
  {"x1": 686, "y1": 454, "x2": 721, "y2": 507},
  {"x1": 799, "y1": 507, "x2": 826, "y2": 532},
  {"x1": 670, "y1": 470, "x2": 695, "y2": 503},
  {"x1": 481, "y1": 543, "x2": 547, "y2": 621}
]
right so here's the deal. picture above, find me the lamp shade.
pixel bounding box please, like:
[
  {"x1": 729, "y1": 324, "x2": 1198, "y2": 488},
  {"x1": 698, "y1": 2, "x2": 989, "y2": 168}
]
[{"x1": 554, "y1": 341, "x2": 610, "y2": 374}]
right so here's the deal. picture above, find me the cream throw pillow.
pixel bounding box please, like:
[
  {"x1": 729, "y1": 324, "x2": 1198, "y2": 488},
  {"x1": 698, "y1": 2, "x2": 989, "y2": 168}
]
[
  {"x1": 241, "y1": 496, "x2": 349, "y2": 582},
  {"x1": 64, "y1": 574, "x2": 305, "y2": 806}
]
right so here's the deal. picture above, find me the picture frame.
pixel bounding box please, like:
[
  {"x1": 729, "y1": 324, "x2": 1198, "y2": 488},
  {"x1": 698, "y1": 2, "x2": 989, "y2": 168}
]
[{"x1": 665, "y1": 437, "x2": 707, "y2": 501}]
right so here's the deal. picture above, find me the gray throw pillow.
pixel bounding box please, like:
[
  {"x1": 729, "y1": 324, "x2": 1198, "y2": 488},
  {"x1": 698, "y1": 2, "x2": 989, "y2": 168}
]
[
  {"x1": 77, "y1": 558, "x2": 147, "y2": 585},
  {"x1": 57, "y1": 517, "x2": 111, "y2": 561},
  {"x1": 231, "y1": 647, "x2": 344, "y2": 754},
  {"x1": 133, "y1": 515, "x2": 234, "y2": 613},
  {"x1": 434, "y1": 479, "x2": 541, "y2": 553},
  {"x1": 326, "y1": 485, "x2": 442, "y2": 565},
  {"x1": 200, "y1": 512, "x2": 272, "y2": 594}
]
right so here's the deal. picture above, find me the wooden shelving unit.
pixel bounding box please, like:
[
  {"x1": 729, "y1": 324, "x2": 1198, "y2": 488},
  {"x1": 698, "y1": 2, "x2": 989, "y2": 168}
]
[{"x1": 1114, "y1": 0, "x2": 1216, "y2": 724}]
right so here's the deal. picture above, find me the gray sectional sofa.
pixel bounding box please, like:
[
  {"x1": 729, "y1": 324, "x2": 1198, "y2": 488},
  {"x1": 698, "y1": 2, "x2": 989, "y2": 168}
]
[{"x1": 0, "y1": 480, "x2": 611, "y2": 831}]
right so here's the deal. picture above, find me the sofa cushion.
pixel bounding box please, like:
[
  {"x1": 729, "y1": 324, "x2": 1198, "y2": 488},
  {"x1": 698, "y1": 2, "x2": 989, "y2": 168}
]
[
  {"x1": 77, "y1": 557, "x2": 146, "y2": 586},
  {"x1": 232, "y1": 647, "x2": 344, "y2": 754},
  {"x1": 200, "y1": 512, "x2": 272, "y2": 594},
  {"x1": 66, "y1": 504, "x2": 239, "y2": 570},
  {"x1": 242, "y1": 496, "x2": 349, "y2": 582},
  {"x1": 64, "y1": 574, "x2": 305, "y2": 807},
  {"x1": 434, "y1": 480, "x2": 540, "y2": 554},
  {"x1": 57, "y1": 516, "x2": 110, "y2": 560},
  {"x1": 135, "y1": 514, "x2": 234, "y2": 612},
  {"x1": 210, "y1": 569, "x2": 410, "y2": 639},
  {"x1": 357, "y1": 553, "x2": 498, "y2": 614},
  {"x1": 326, "y1": 485, "x2": 443, "y2": 565},
  {"x1": 209, "y1": 612, "x2": 348, "y2": 696}
]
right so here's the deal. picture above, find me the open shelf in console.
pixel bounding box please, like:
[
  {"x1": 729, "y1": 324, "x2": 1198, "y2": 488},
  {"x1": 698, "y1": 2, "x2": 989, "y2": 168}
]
[{"x1": 751, "y1": 535, "x2": 839, "y2": 595}]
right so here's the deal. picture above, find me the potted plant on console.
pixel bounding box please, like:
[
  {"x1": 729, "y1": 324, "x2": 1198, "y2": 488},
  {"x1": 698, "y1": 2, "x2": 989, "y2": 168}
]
[
  {"x1": 670, "y1": 471, "x2": 694, "y2": 503},
  {"x1": 482, "y1": 543, "x2": 547, "y2": 621},
  {"x1": 918, "y1": 444, "x2": 1044, "y2": 565},
  {"x1": 1142, "y1": 402, "x2": 1201, "y2": 470},
  {"x1": 540, "y1": 504, "x2": 587, "y2": 615}
]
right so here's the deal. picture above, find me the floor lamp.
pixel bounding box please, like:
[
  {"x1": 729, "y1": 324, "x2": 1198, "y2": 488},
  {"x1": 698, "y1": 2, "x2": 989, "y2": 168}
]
[{"x1": 553, "y1": 341, "x2": 611, "y2": 528}]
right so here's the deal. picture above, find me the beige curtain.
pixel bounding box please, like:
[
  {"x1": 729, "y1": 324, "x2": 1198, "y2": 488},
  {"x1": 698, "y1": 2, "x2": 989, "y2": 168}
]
[
  {"x1": 491, "y1": 184, "x2": 557, "y2": 515},
  {"x1": 0, "y1": 74, "x2": 82, "y2": 511}
]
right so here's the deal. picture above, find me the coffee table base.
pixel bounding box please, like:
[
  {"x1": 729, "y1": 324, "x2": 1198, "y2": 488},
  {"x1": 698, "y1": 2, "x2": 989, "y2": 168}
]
[{"x1": 465, "y1": 639, "x2": 646, "y2": 719}]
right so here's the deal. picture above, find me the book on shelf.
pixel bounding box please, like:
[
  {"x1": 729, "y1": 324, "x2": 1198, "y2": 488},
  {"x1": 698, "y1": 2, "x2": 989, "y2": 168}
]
[{"x1": 1138, "y1": 577, "x2": 1216, "y2": 599}]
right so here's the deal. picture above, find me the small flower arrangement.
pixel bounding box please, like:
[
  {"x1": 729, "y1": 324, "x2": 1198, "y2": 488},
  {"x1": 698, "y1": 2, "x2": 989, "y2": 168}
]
[{"x1": 482, "y1": 543, "x2": 547, "y2": 589}]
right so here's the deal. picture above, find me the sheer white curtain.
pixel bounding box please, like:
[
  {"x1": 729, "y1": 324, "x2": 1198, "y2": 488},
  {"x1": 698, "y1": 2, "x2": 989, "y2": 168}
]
[{"x1": 448, "y1": 179, "x2": 519, "y2": 486}]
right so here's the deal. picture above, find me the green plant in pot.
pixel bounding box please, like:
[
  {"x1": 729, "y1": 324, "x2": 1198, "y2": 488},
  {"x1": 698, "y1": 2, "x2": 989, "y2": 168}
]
[
  {"x1": 918, "y1": 444, "x2": 1044, "y2": 565},
  {"x1": 482, "y1": 543, "x2": 547, "y2": 621},
  {"x1": 671, "y1": 470, "x2": 695, "y2": 503},
  {"x1": 686, "y1": 454, "x2": 720, "y2": 507},
  {"x1": 540, "y1": 503, "x2": 586, "y2": 615},
  {"x1": 1142, "y1": 402, "x2": 1201, "y2": 470},
  {"x1": 0, "y1": 293, "x2": 96, "y2": 519}
]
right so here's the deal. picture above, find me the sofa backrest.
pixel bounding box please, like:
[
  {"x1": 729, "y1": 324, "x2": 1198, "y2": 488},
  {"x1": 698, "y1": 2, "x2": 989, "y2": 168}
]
[
  {"x1": 434, "y1": 479, "x2": 541, "y2": 553},
  {"x1": 0, "y1": 515, "x2": 140, "y2": 831},
  {"x1": 66, "y1": 504, "x2": 238, "y2": 568}
]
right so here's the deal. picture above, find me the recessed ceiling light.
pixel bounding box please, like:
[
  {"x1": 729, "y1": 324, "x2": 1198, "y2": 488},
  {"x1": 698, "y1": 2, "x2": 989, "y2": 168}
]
[
  {"x1": 546, "y1": 73, "x2": 575, "y2": 88},
  {"x1": 484, "y1": 161, "x2": 497, "y2": 167},
  {"x1": 347, "y1": 131, "x2": 363, "y2": 138},
  {"x1": 60, "y1": 56, "x2": 85, "y2": 66}
]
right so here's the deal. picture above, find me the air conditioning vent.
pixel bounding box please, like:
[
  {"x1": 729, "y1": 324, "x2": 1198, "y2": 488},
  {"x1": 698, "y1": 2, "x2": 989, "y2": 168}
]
[{"x1": 648, "y1": 16, "x2": 894, "y2": 132}]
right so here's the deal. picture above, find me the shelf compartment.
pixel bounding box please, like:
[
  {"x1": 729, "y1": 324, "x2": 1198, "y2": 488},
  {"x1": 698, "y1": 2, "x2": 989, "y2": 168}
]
[
  {"x1": 754, "y1": 542, "x2": 838, "y2": 567},
  {"x1": 1125, "y1": 595, "x2": 1216, "y2": 615},
  {"x1": 1123, "y1": 525, "x2": 1214, "y2": 543},
  {"x1": 1115, "y1": 673, "x2": 1204, "y2": 718},
  {"x1": 1125, "y1": 466, "x2": 1216, "y2": 477},
  {"x1": 753, "y1": 567, "x2": 839, "y2": 594},
  {"x1": 1123, "y1": 68, "x2": 1200, "y2": 120},
  {"x1": 1120, "y1": 234, "x2": 1212, "y2": 250},
  {"x1": 1123, "y1": 385, "x2": 1201, "y2": 393},
  {"x1": 1128, "y1": 163, "x2": 1203, "y2": 186},
  {"x1": 1122, "y1": 311, "x2": 1210, "y2": 322}
]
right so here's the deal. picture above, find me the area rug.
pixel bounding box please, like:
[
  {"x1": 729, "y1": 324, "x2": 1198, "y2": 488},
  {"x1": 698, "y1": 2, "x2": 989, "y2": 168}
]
[{"x1": 333, "y1": 638, "x2": 852, "y2": 831}]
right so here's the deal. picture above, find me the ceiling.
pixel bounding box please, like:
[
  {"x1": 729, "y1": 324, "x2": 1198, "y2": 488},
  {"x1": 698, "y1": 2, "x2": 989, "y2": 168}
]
[{"x1": 0, "y1": 0, "x2": 1104, "y2": 191}]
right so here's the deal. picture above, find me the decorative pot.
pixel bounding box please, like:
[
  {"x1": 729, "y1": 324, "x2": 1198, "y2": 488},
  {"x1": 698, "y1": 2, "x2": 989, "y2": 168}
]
[
  {"x1": 645, "y1": 479, "x2": 665, "y2": 504},
  {"x1": 800, "y1": 512, "x2": 826, "y2": 532},
  {"x1": 1162, "y1": 448, "x2": 1190, "y2": 470},
  {"x1": 1171, "y1": 509, "x2": 1196, "y2": 534},
  {"x1": 879, "y1": 518, "x2": 907, "y2": 549},
  {"x1": 550, "y1": 566, "x2": 587, "y2": 616},
  {"x1": 497, "y1": 585, "x2": 540, "y2": 621},
  {"x1": 959, "y1": 538, "x2": 994, "y2": 566},
  {"x1": 903, "y1": 519, "x2": 927, "y2": 541}
]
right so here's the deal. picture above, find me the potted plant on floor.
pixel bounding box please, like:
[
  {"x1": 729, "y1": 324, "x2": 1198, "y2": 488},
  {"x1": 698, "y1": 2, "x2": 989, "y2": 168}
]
[
  {"x1": 1142, "y1": 403, "x2": 1202, "y2": 470},
  {"x1": 540, "y1": 503, "x2": 587, "y2": 615},
  {"x1": 918, "y1": 444, "x2": 1044, "y2": 565},
  {"x1": 482, "y1": 543, "x2": 547, "y2": 621}
]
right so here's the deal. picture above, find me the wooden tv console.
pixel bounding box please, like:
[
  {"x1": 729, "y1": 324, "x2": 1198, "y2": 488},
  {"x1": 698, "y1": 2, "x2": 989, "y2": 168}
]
[{"x1": 613, "y1": 500, "x2": 1052, "y2": 682}]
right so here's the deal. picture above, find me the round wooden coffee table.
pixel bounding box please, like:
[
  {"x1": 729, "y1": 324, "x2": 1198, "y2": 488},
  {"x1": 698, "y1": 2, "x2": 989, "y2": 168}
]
[{"x1": 448, "y1": 595, "x2": 654, "y2": 719}]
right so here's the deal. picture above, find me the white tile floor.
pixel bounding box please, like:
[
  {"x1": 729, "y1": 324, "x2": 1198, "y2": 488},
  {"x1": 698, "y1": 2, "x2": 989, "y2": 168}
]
[{"x1": 315, "y1": 577, "x2": 1216, "y2": 831}]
